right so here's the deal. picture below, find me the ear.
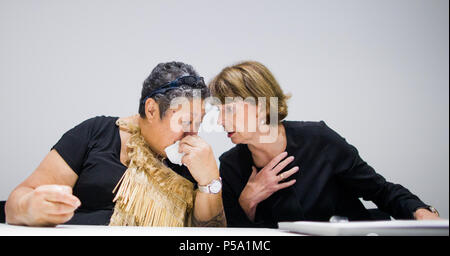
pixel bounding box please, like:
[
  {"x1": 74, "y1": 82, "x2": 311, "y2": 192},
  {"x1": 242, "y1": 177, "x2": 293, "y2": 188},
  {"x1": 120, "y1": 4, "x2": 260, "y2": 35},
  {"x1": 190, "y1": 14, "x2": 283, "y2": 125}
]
[{"x1": 144, "y1": 98, "x2": 160, "y2": 121}]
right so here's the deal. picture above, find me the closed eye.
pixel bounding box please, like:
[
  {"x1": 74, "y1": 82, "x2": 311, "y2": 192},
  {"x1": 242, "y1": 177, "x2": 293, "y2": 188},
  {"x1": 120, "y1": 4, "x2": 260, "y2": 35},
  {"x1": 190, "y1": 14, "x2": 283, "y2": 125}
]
[{"x1": 181, "y1": 120, "x2": 191, "y2": 126}]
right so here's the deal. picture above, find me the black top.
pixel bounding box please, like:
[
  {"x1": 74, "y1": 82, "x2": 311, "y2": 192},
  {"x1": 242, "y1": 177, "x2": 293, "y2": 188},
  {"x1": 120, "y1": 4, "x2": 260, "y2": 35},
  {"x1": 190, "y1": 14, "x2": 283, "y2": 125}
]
[
  {"x1": 219, "y1": 121, "x2": 429, "y2": 228},
  {"x1": 51, "y1": 116, "x2": 195, "y2": 225}
]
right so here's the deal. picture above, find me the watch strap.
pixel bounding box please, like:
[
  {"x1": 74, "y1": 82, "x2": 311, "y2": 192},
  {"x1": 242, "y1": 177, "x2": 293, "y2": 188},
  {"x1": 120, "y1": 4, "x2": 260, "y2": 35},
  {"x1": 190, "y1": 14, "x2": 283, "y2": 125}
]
[{"x1": 198, "y1": 177, "x2": 222, "y2": 194}]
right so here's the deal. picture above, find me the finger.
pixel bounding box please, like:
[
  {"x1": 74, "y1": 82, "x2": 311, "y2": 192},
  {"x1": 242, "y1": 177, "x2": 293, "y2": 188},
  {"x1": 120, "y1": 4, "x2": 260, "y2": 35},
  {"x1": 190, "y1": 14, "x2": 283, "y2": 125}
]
[
  {"x1": 249, "y1": 166, "x2": 258, "y2": 180},
  {"x1": 179, "y1": 143, "x2": 194, "y2": 154},
  {"x1": 44, "y1": 201, "x2": 78, "y2": 215},
  {"x1": 277, "y1": 166, "x2": 299, "y2": 182},
  {"x1": 264, "y1": 152, "x2": 288, "y2": 171},
  {"x1": 180, "y1": 135, "x2": 203, "y2": 147},
  {"x1": 275, "y1": 179, "x2": 296, "y2": 191},
  {"x1": 47, "y1": 212, "x2": 75, "y2": 224},
  {"x1": 272, "y1": 156, "x2": 295, "y2": 174},
  {"x1": 39, "y1": 184, "x2": 72, "y2": 194},
  {"x1": 56, "y1": 185, "x2": 73, "y2": 194},
  {"x1": 181, "y1": 153, "x2": 191, "y2": 166},
  {"x1": 42, "y1": 189, "x2": 81, "y2": 208}
]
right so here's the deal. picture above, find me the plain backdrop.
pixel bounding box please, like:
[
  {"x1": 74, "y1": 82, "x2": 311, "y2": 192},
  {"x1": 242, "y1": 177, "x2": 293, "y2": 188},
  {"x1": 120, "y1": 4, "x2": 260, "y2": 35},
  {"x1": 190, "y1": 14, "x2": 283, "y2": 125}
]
[{"x1": 0, "y1": 0, "x2": 448, "y2": 218}]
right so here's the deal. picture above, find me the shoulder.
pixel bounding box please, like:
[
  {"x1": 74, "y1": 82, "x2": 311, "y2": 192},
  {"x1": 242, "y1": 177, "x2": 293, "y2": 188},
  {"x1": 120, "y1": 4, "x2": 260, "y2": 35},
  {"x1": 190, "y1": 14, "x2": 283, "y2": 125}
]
[
  {"x1": 285, "y1": 120, "x2": 358, "y2": 168},
  {"x1": 284, "y1": 120, "x2": 346, "y2": 143},
  {"x1": 68, "y1": 115, "x2": 119, "y2": 137},
  {"x1": 79, "y1": 115, "x2": 118, "y2": 126},
  {"x1": 283, "y1": 120, "x2": 326, "y2": 135},
  {"x1": 284, "y1": 120, "x2": 355, "y2": 158},
  {"x1": 78, "y1": 115, "x2": 118, "y2": 127}
]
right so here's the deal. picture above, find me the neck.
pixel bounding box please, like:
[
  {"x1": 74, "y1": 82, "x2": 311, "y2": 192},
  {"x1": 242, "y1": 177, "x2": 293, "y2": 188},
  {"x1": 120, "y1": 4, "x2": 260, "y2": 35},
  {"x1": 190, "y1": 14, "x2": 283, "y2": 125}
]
[{"x1": 247, "y1": 123, "x2": 287, "y2": 167}]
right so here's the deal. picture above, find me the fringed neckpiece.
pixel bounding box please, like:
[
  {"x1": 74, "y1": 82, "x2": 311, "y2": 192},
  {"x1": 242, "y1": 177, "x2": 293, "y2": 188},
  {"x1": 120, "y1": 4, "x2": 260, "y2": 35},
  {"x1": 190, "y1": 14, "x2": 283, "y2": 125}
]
[{"x1": 109, "y1": 118, "x2": 194, "y2": 226}]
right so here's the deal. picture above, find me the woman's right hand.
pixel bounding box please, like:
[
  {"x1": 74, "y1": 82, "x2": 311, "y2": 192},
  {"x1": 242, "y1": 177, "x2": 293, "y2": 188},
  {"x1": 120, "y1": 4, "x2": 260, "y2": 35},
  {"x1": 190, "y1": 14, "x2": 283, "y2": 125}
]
[
  {"x1": 238, "y1": 152, "x2": 299, "y2": 222},
  {"x1": 21, "y1": 184, "x2": 81, "y2": 226}
]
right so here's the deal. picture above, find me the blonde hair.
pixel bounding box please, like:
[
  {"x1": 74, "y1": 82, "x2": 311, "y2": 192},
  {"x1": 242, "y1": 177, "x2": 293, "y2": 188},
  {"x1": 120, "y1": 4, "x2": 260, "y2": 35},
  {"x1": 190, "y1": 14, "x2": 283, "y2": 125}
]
[{"x1": 208, "y1": 61, "x2": 290, "y2": 123}]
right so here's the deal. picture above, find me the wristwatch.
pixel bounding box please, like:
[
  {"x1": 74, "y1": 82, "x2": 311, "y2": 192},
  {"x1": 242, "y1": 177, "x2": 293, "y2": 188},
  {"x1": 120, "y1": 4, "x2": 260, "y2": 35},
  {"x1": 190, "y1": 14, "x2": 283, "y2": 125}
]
[{"x1": 198, "y1": 177, "x2": 222, "y2": 194}]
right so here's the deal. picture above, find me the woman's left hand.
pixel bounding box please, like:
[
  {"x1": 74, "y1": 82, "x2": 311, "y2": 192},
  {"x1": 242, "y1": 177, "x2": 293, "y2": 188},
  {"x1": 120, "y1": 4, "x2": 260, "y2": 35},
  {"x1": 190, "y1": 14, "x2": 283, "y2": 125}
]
[
  {"x1": 179, "y1": 135, "x2": 220, "y2": 185},
  {"x1": 413, "y1": 208, "x2": 441, "y2": 220}
]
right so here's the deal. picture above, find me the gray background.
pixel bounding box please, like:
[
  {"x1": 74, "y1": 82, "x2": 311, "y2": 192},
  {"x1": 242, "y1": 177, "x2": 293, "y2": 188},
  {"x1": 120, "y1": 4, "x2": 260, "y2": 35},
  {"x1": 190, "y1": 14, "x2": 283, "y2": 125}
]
[{"x1": 1, "y1": 0, "x2": 448, "y2": 218}]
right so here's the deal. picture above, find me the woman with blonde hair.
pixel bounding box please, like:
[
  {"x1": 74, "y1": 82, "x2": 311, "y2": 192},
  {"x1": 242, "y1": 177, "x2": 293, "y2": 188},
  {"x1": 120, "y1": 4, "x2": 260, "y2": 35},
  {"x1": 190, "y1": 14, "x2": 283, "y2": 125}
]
[{"x1": 209, "y1": 61, "x2": 440, "y2": 228}]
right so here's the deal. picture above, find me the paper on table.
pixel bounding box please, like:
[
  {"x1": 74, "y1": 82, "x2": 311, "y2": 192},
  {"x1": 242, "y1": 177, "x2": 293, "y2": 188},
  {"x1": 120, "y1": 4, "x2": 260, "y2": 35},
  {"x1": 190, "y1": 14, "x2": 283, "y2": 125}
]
[{"x1": 278, "y1": 220, "x2": 449, "y2": 236}]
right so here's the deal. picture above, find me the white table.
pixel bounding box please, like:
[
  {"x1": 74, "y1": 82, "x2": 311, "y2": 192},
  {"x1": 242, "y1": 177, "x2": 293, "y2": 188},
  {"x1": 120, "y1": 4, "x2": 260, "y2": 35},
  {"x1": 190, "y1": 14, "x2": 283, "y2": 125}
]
[{"x1": 0, "y1": 223, "x2": 302, "y2": 236}]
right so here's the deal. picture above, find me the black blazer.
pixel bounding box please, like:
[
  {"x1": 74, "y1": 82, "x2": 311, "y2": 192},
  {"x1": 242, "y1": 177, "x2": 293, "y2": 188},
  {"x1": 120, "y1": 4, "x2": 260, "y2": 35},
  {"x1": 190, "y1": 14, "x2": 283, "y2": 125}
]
[{"x1": 219, "y1": 121, "x2": 428, "y2": 228}]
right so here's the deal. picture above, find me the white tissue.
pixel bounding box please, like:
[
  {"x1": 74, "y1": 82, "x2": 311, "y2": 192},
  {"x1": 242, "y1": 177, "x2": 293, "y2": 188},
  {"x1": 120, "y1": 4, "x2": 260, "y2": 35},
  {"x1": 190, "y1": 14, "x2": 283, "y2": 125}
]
[
  {"x1": 164, "y1": 140, "x2": 184, "y2": 165},
  {"x1": 198, "y1": 104, "x2": 223, "y2": 133}
]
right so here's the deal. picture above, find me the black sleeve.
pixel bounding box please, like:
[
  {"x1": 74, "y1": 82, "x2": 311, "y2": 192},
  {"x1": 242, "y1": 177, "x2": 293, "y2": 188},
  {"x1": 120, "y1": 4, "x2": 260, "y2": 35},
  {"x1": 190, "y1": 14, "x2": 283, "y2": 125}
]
[
  {"x1": 219, "y1": 161, "x2": 264, "y2": 228},
  {"x1": 321, "y1": 122, "x2": 429, "y2": 219},
  {"x1": 51, "y1": 117, "x2": 97, "y2": 176}
]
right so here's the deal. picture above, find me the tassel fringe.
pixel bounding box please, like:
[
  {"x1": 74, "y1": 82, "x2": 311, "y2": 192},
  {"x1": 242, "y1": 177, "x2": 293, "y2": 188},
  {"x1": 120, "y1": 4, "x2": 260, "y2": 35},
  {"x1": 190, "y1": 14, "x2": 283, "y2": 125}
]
[{"x1": 109, "y1": 119, "x2": 194, "y2": 226}]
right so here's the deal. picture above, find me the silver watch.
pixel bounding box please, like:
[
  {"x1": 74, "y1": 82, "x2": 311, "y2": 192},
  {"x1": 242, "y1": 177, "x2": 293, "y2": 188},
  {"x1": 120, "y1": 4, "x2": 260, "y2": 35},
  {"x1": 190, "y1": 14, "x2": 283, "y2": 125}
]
[{"x1": 198, "y1": 177, "x2": 222, "y2": 194}]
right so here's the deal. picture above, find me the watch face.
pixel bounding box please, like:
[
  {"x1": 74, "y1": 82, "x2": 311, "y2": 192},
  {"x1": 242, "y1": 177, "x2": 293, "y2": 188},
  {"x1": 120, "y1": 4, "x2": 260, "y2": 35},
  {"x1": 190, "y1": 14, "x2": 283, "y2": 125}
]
[{"x1": 209, "y1": 180, "x2": 222, "y2": 194}]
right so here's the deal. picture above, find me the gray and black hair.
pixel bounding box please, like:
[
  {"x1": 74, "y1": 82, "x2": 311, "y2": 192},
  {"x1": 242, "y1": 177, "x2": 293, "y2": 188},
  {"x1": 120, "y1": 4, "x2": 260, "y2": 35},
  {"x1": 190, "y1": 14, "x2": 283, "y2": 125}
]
[{"x1": 139, "y1": 61, "x2": 210, "y2": 119}]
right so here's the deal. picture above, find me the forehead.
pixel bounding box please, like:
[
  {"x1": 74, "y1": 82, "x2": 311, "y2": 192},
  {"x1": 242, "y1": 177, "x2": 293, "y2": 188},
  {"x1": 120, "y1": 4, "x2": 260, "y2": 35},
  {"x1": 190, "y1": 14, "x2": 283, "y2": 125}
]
[
  {"x1": 222, "y1": 98, "x2": 254, "y2": 108},
  {"x1": 170, "y1": 98, "x2": 205, "y2": 118}
]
